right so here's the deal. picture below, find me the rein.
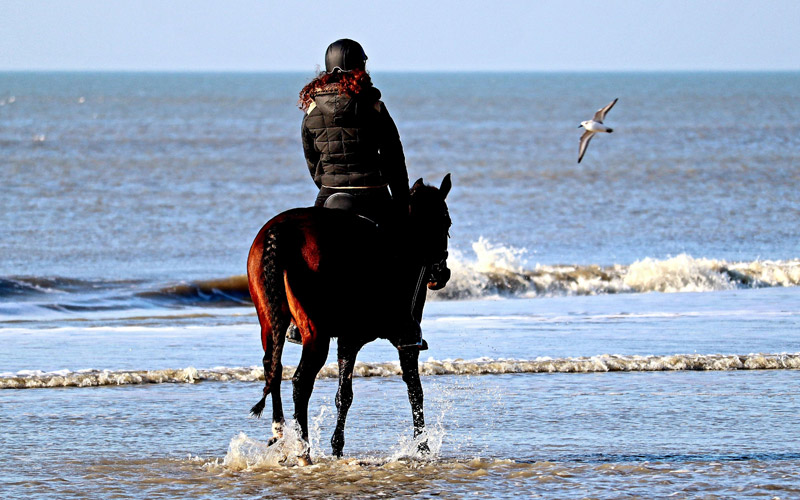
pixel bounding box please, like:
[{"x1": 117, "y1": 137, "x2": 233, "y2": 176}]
[
  {"x1": 410, "y1": 250, "x2": 449, "y2": 314},
  {"x1": 410, "y1": 265, "x2": 428, "y2": 315}
]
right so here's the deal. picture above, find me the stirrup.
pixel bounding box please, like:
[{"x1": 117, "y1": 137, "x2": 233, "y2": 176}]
[
  {"x1": 286, "y1": 323, "x2": 302, "y2": 345},
  {"x1": 397, "y1": 339, "x2": 428, "y2": 351}
]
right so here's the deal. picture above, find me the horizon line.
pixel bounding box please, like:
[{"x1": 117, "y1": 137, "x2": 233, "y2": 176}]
[{"x1": 1, "y1": 68, "x2": 799, "y2": 74}]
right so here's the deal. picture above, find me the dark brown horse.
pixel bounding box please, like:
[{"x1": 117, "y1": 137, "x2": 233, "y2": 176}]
[{"x1": 247, "y1": 175, "x2": 452, "y2": 465}]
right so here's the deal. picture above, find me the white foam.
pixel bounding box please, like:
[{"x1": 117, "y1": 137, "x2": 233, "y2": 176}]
[
  {"x1": 4, "y1": 353, "x2": 800, "y2": 389},
  {"x1": 624, "y1": 254, "x2": 735, "y2": 293},
  {"x1": 433, "y1": 243, "x2": 800, "y2": 300},
  {"x1": 472, "y1": 237, "x2": 528, "y2": 274}
]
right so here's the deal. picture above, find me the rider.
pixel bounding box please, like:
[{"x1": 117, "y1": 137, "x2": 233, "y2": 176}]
[
  {"x1": 299, "y1": 38, "x2": 408, "y2": 224},
  {"x1": 287, "y1": 38, "x2": 425, "y2": 350}
]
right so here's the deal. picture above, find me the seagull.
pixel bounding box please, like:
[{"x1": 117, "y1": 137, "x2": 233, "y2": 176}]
[{"x1": 578, "y1": 98, "x2": 618, "y2": 163}]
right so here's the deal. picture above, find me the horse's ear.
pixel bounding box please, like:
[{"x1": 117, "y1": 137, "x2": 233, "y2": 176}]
[
  {"x1": 439, "y1": 173, "x2": 452, "y2": 199},
  {"x1": 411, "y1": 177, "x2": 425, "y2": 191}
]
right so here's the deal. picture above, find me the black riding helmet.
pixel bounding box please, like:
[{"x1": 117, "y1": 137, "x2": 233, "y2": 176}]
[{"x1": 325, "y1": 39, "x2": 368, "y2": 73}]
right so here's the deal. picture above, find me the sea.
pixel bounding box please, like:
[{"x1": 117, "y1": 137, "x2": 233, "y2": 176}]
[{"x1": 2, "y1": 71, "x2": 800, "y2": 499}]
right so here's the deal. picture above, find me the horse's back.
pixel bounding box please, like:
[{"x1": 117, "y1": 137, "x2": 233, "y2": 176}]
[
  {"x1": 253, "y1": 207, "x2": 380, "y2": 268},
  {"x1": 250, "y1": 207, "x2": 403, "y2": 338}
]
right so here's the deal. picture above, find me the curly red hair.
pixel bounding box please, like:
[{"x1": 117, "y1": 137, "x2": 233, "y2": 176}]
[{"x1": 298, "y1": 68, "x2": 372, "y2": 111}]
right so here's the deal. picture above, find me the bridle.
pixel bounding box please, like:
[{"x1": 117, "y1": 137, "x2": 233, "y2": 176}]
[{"x1": 421, "y1": 207, "x2": 451, "y2": 288}]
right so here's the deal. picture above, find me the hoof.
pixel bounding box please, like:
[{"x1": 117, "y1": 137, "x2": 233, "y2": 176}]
[
  {"x1": 297, "y1": 455, "x2": 313, "y2": 466},
  {"x1": 331, "y1": 433, "x2": 345, "y2": 457},
  {"x1": 267, "y1": 422, "x2": 283, "y2": 446},
  {"x1": 418, "y1": 440, "x2": 430, "y2": 454}
]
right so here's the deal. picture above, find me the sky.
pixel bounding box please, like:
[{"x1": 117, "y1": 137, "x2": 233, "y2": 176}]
[{"x1": 1, "y1": 0, "x2": 799, "y2": 72}]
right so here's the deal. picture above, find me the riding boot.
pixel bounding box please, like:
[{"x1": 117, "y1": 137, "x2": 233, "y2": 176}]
[
  {"x1": 286, "y1": 322, "x2": 302, "y2": 344},
  {"x1": 396, "y1": 316, "x2": 428, "y2": 351}
]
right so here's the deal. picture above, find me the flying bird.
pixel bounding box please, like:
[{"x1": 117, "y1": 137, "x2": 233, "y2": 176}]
[{"x1": 578, "y1": 98, "x2": 618, "y2": 163}]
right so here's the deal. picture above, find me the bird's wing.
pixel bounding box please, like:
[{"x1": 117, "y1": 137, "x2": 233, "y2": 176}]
[
  {"x1": 578, "y1": 130, "x2": 594, "y2": 163},
  {"x1": 593, "y1": 98, "x2": 618, "y2": 122}
]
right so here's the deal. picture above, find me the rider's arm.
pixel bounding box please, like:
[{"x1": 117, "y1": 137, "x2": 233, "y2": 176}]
[
  {"x1": 301, "y1": 113, "x2": 322, "y2": 188},
  {"x1": 376, "y1": 102, "x2": 410, "y2": 211}
]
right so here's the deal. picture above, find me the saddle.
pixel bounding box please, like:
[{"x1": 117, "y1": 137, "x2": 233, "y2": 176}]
[{"x1": 323, "y1": 192, "x2": 381, "y2": 227}]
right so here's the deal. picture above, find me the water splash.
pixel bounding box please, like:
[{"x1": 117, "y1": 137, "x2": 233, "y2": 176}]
[
  {"x1": 223, "y1": 424, "x2": 308, "y2": 471},
  {"x1": 388, "y1": 427, "x2": 444, "y2": 462}
]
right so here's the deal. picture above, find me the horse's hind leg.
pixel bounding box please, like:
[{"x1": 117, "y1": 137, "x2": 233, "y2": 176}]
[
  {"x1": 247, "y1": 226, "x2": 288, "y2": 445},
  {"x1": 331, "y1": 341, "x2": 362, "y2": 457},
  {"x1": 399, "y1": 348, "x2": 429, "y2": 453},
  {"x1": 292, "y1": 335, "x2": 330, "y2": 465},
  {"x1": 266, "y1": 364, "x2": 284, "y2": 446},
  {"x1": 253, "y1": 324, "x2": 287, "y2": 446}
]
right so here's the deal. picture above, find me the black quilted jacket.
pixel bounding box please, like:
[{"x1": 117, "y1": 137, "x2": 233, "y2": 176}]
[{"x1": 301, "y1": 84, "x2": 409, "y2": 207}]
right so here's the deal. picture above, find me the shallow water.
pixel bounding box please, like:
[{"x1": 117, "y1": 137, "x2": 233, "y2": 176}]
[
  {"x1": 3, "y1": 72, "x2": 800, "y2": 498},
  {"x1": 2, "y1": 287, "x2": 800, "y2": 379},
  {"x1": 4, "y1": 370, "x2": 800, "y2": 499},
  {"x1": 3, "y1": 289, "x2": 800, "y2": 498}
]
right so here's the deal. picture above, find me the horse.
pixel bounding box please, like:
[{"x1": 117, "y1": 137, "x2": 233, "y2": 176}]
[{"x1": 246, "y1": 174, "x2": 452, "y2": 465}]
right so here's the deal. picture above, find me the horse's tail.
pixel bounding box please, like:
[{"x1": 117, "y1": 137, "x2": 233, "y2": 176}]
[{"x1": 247, "y1": 223, "x2": 289, "y2": 418}]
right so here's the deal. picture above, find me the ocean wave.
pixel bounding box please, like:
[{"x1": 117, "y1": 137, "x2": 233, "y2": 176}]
[
  {"x1": 0, "y1": 276, "x2": 141, "y2": 298},
  {"x1": 0, "y1": 275, "x2": 250, "y2": 316},
  {"x1": 136, "y1": 276, "x2": 251, "y2": 305},
  {"x1": 434, "y1": 240, "x2": 800, "y2": 299},
  {"x1": 3, "y1": 353, "x2": 799, "y2": 389},
  {"x1": 2, "y1": 245, "x2": 799, "y2": 313}
]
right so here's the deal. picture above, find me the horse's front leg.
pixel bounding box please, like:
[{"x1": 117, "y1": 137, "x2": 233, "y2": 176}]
[
  {"x1": 292, "y1": 336, "x2": 330, "y2": 465},
  {"x1": 399, "y1": 348, "x2": 429, "y2": 453},
  {"x1": 331, "y1": 342, "x2": 360, "y2": 457}
]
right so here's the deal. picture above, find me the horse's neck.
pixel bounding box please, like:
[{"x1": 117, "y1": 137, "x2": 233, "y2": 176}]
[{"x1": 389, "y1": 233, "x2": 428, "y2": 268}]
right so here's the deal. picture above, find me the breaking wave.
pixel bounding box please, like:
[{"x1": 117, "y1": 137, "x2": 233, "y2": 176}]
[
  {"x1": 3, "y1": 353, "x2": 799, "y2": 389},
  {"x1": 434, "y1": 239, "x2": 800, "y2": 299},
  {"x1": 1, "y1": 242, "x2": 799, "y2": 316}
]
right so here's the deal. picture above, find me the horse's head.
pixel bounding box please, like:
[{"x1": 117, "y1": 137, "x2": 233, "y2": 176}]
[{"x1": 409, "y1": 174, "x2": 452, "y2": 290}]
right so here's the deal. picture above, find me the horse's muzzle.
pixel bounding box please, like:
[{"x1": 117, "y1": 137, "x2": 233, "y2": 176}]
[{"x1": 427, "y1": 262, "x2": 451, "y2": 290}]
